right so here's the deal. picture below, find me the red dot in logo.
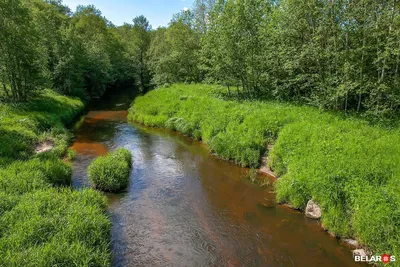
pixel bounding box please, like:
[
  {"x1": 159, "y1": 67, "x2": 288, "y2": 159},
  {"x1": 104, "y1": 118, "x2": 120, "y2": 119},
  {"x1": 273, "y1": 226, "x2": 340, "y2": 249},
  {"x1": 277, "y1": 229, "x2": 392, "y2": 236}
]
[{"x1": 382, "y1": 254, "x2": 391, "y2": 264}]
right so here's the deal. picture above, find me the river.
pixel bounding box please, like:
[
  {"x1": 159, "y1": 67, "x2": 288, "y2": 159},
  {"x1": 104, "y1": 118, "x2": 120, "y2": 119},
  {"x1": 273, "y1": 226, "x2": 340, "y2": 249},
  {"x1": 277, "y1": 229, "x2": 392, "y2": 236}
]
[{"x1": 71, "y1": 89, "x2": 362, "y2": 267}]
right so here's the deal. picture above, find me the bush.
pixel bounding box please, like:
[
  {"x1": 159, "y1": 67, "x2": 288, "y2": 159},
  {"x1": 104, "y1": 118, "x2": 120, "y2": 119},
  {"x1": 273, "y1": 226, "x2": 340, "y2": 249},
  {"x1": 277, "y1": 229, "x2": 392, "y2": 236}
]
[{"x1": 88, "y1": 148, "x2": 132, "y2": 192}]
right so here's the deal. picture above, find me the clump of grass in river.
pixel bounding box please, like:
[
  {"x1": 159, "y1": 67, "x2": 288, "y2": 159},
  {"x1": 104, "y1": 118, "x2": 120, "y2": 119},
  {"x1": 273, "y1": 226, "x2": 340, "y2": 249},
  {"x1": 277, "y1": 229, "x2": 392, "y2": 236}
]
[
  {"x1": 128, "y1": 83, "x2": 400, "y2": 259},
  {"x1": 88, "y1": 148, "x2": 133, "y2": 192}
]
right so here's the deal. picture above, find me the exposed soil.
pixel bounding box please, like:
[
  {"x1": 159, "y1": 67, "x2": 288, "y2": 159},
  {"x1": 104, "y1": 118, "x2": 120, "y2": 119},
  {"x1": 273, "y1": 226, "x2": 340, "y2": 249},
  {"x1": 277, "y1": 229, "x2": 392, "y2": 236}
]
[{"x1": 35, "y1": 140, "x2": 54, "y2": 154}]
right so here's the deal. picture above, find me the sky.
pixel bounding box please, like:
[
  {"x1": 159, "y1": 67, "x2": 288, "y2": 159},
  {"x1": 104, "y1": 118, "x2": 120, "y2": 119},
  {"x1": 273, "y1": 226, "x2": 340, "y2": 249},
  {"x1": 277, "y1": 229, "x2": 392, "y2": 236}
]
[{"x1": 62, "y1": 0, "x2": 195, "y2": 28}]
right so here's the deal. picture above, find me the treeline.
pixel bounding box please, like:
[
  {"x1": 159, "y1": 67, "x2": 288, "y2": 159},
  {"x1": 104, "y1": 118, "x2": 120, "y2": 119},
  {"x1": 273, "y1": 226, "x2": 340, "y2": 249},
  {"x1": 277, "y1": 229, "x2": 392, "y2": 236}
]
[
  {"x1": 2, "y1": 0, "x2": 400, "y2": 116},
  {"x1": 148, "y1": 0, "x2": 400, "y2": 117},
  {"x1": 0, "y1": 0, "x2": 151, "y2": 101}
]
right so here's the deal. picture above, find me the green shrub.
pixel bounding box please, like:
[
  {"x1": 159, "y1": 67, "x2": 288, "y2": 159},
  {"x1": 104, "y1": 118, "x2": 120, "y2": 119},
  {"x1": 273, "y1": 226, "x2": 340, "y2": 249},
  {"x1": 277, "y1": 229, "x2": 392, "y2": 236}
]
[
  {"x1": 88, "y1": 148, "x2": 132, "y2": 192},
  {"x1": 129, "y1": 83, "x2": 400, "y2": 259}
]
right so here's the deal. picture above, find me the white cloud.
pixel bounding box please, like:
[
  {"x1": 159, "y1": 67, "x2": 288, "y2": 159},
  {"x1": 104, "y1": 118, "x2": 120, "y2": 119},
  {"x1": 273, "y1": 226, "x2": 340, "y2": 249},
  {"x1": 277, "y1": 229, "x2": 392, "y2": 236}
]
[{"x1": 183, "y1": 7, "x2": 189, "y2": 11}]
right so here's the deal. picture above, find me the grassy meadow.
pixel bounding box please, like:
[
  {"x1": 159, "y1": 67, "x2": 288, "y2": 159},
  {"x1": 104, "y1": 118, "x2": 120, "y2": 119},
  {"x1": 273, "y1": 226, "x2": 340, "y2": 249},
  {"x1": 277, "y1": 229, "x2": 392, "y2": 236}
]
[
  {"x1": 0, "y1": 90, "x2": 111, "y2": 266},
  {"x1": 129, "y1": 83, "x2": 400, "y2": 259}
]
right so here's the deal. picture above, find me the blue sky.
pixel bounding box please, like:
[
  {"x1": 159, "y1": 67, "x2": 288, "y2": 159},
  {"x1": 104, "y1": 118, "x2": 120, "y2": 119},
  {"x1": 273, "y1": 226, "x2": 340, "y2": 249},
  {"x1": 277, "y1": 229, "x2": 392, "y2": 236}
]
[{"x1": 62, "y1": 0, "x2": 194, "y2": 28}]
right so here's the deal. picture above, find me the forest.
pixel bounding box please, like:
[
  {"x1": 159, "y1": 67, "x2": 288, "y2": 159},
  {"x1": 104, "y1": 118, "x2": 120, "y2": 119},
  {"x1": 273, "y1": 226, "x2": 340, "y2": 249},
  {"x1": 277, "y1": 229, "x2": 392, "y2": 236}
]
[{"x1": 1, "y1": 0, "x2": 400, "y2": 117}]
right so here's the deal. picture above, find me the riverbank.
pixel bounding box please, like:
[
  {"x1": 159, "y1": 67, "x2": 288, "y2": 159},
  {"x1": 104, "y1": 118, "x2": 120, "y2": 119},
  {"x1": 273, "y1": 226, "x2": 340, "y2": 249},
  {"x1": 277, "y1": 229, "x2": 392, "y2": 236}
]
[
  {"x1": 0, "y1": 90, "x2": 111, "y2": 266},
  {"x1": 128, "y1": 83, "x2": 400, "y2": 261}
]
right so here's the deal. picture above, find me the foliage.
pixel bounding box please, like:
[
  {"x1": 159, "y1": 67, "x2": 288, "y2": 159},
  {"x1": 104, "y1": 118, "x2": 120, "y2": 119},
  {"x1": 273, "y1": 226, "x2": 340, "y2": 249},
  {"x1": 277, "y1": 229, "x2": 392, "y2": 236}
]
[
  {"x1": 0, "y1": 1, "x2": 152, "y2": 100},
  {"x1": 88, "y1": 148, "x2": 133, "y2": 192},
  {"x1": 0, "y1": 0, "x2": 46, "y2": 101},
  {"x1": 128, "y1": 0, "x2": 400, "y2": 117},
  {"x1": 129, "y1": 83, "x2": 400, "y2": 260},
  {"x1": 147, "y1": 19, "x2": 202, "y2": 86},
  {"x1": 132, "y1": 15, "x2": 152, "y2": 91},
  {"x1": 200, "y1": 0, "x2": 268, "y2": 97},
  {"x1": 199, "y1": 0, "x2": 400, "y2": 116},
  {"x1": 2, "y1": 0, "x2": 400, "y2": 116}
]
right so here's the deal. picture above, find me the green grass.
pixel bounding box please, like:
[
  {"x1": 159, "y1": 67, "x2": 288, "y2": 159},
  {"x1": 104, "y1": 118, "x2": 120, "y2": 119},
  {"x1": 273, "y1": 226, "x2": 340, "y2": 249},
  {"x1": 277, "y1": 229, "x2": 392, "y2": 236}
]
[
  {"x1": 0, "y1": 188, "x2": 111, "y2": 266},
  {"x1": 129, "y1": 83, "x2": 400, "y2": 262},
  {"x1": 88, "y1": 148, "x2": 133, "y2": 192},
  {"x1": 0, "y1": 156, "x2": 71, "y2": 195},
  {"x1": 66, "y1": 148, "x2": 77, "y2": 161},
  {"x1": 0, "y1": 89, "x2": 84, "y2": 162},
  {"x1": 0, "y1": 90, "x2": 111, "y2": 266}
]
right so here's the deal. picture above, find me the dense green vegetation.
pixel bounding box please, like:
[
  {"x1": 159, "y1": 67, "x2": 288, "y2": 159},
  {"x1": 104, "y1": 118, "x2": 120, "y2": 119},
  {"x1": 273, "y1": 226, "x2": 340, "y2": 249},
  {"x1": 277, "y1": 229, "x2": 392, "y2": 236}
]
[
  {"x1": 145, "y1": 0, "x2": 400, "y2": 117},
  {"x1": 2, "y1": 0, "x2": 399, "y2": 117},
  {"x1": 0, "y1": 89, "x2": 83, "y2": 162},
  {"x1": 0, "y1": 90, "x2": 111, "y2": 266},
  {"x1": 129, "y1": 83, "x2": 400, "y2": 260},
  {"x1": 2, "y1": 0, "x2": 400, "y2": 264},
  {"x1": 88, "y1": 149, "x2": 133, "y2": 192},
  {"x1": 0, "y1": 188, "x2": 110, "y2": 266},
  {"x1": 0, "y1": 0, "x2": 153, "y2": 101}
]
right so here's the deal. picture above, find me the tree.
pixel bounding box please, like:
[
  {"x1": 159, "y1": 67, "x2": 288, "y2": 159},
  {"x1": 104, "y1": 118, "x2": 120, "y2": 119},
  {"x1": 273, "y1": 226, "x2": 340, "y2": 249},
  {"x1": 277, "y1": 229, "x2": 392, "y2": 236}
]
[
  {"x1": 148, "y1": 15, "x2": 201, "y2": 85},
  {"x1": 200, "y1": 0, "x2": 270, "y2": 98},
  {"x1": 71, "y1": 5, "x2": 114, "y2": 97},
  {"x1": 2, "y1": 0, "x2": 400, "y2": 116},
  {"x1": 132, "y1": 15, "x2": 151, "y2": 92},
  {"x1": 192, "y1": 0, "x2": 217, "y2": 33},
  {"x1": 0, "y1": 0, "x2": 46, "y2": 101}
]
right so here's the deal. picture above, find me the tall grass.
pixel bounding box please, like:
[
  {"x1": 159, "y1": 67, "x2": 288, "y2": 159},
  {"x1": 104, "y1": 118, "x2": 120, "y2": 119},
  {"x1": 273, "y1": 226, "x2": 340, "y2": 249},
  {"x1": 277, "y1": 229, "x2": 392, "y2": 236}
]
[
  {"x1": 88, "y1": 148, "x2": 133, "y2": 192},
  {"x1": 0, "y1": 188, "x2": 111, "y2": 266},
  {"x1": 129, "y1": 83, "x2": 400, "y2": 260},
  {"x1": 0, "y1": 90, "x2": 111, "y2": 266},
  {"x1": 0, "y1": 89, "x2": 84, "y2": 162}
]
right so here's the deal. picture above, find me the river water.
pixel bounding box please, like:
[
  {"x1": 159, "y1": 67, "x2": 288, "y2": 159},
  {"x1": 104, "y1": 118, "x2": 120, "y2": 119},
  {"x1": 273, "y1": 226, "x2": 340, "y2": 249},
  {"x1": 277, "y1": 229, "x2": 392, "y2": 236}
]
[{"x1": 71, "y1": 90, "x2": 362, "y2": 267}]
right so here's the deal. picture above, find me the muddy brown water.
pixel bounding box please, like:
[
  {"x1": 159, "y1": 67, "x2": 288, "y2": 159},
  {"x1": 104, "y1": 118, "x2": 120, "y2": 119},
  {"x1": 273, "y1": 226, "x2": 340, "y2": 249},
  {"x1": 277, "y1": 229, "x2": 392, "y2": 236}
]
[{"x1": 71, "y1": 91, "x2": 364, "y2": 267}]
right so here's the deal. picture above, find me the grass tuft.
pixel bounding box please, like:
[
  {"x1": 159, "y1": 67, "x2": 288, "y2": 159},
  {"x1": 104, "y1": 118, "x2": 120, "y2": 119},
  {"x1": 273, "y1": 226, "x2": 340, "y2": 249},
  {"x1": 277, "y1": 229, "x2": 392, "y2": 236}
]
[{"x1": 88, "y1": 148, "x2": 133, "y2": 192}]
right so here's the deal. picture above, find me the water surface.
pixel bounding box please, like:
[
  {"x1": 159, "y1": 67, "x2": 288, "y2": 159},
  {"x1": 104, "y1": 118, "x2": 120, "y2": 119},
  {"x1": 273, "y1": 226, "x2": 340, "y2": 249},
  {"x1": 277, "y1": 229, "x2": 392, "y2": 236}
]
[{"x1": 71, "y1": 91, "x2": 362, "y2": 267}]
